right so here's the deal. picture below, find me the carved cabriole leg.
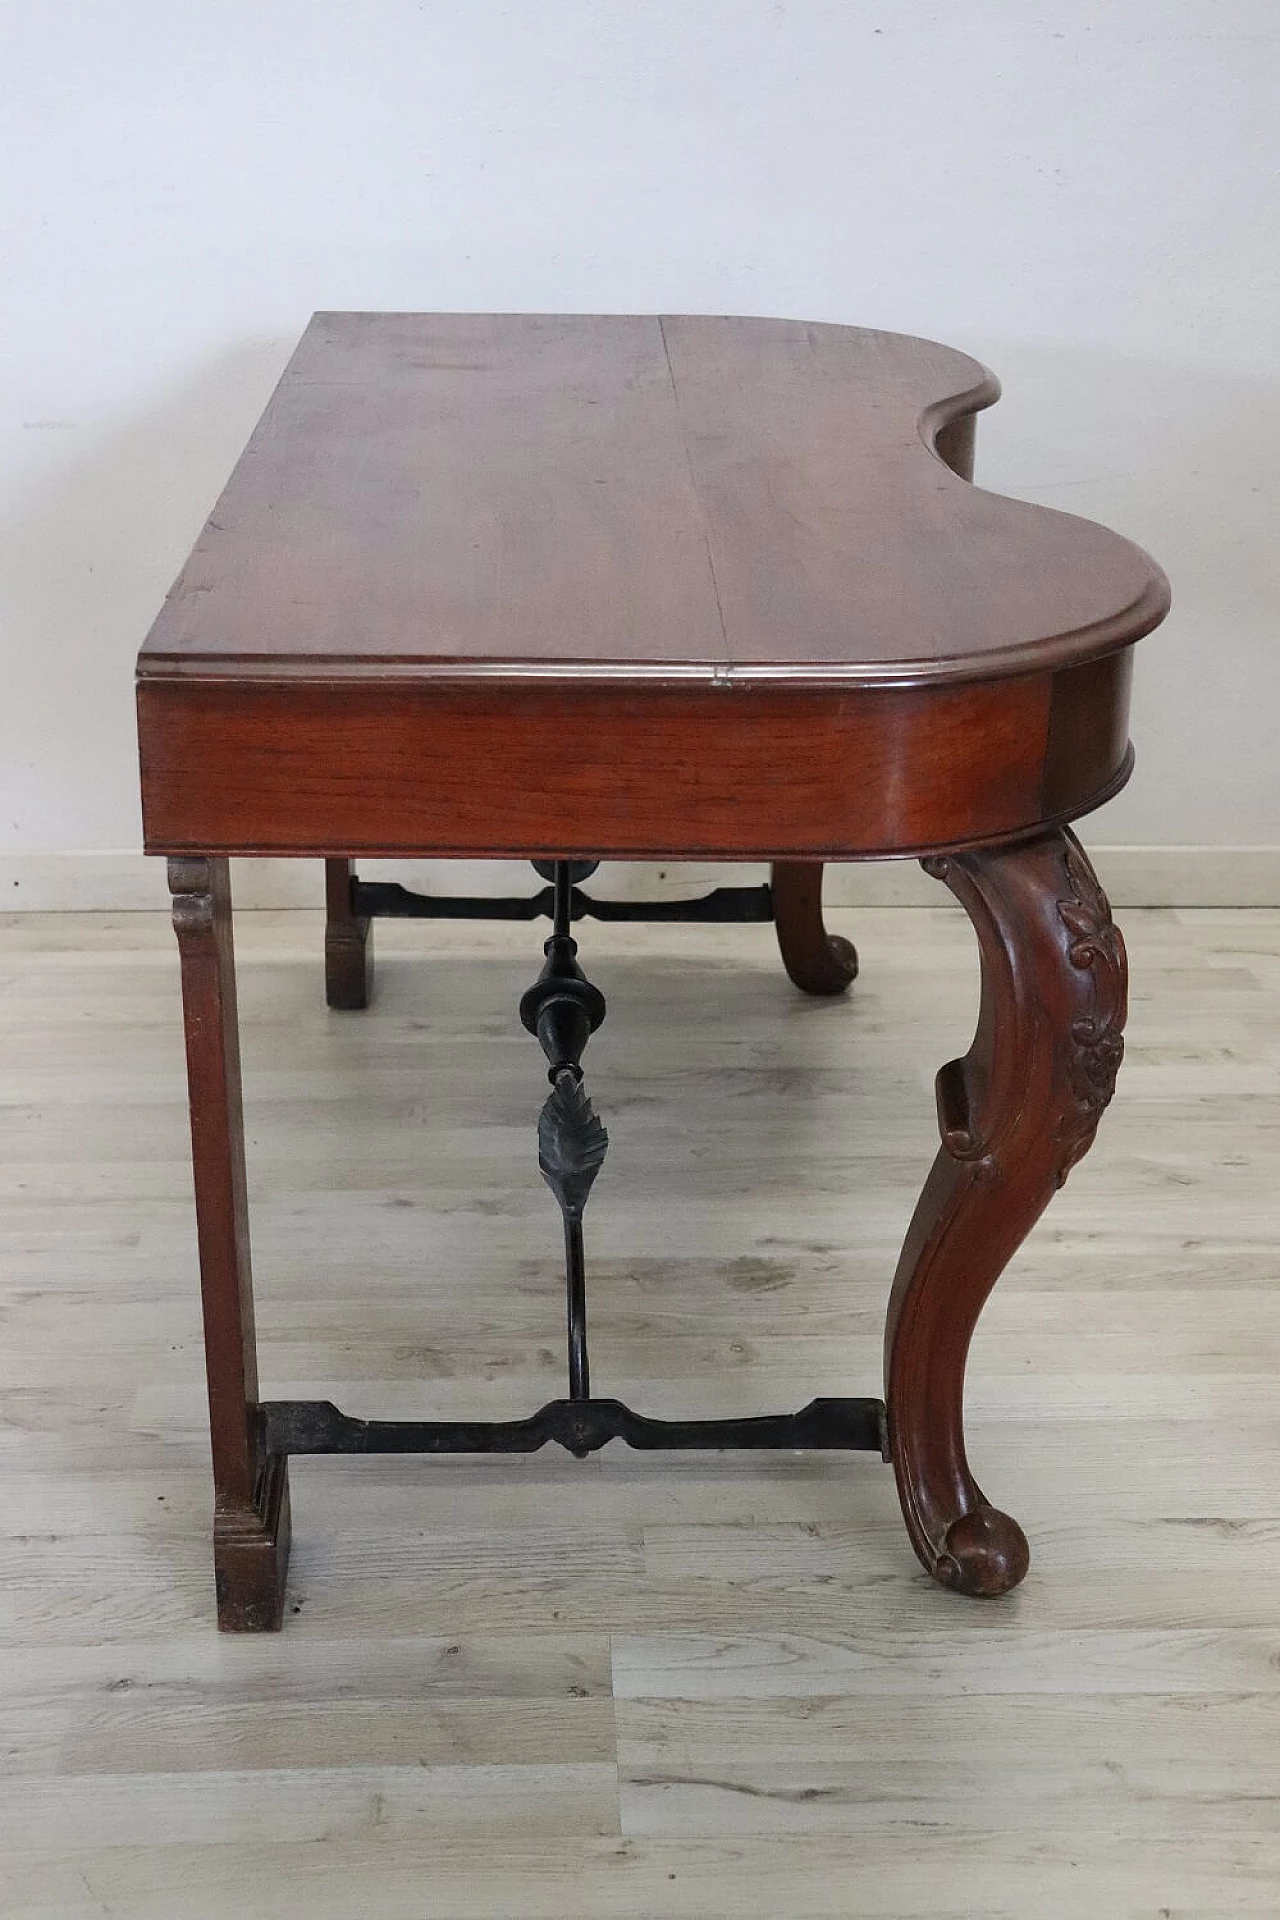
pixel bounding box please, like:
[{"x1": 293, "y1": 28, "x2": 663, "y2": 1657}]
[
  {"x1": 324, "y1": 857, "x2": 373, "y2": 1009},
  {"x1": 169, "y1": 857, "x2": 290, "y2": 1630},
  {"x1": 771, "y1": 861, "x2": 858, "y2": 995},
  {"x1": 885, "y1": 827, "x2": 1126, "y2": 1596}
]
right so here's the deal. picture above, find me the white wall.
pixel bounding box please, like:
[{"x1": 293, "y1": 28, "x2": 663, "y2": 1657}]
[{"x1": 3, "y1": 1, "x2": 1277, "y2": 888}]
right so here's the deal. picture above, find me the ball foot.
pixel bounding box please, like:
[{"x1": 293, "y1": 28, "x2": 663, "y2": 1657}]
[{"x1": 931, "y1": 1506, "x2": 1030, "y2": 1597}]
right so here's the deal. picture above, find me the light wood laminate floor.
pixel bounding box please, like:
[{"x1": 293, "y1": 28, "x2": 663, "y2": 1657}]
[{"x1": 1, "y1": 899, "x2": 1279, "y2": 1918}]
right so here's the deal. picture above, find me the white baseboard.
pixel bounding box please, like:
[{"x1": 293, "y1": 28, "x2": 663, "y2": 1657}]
[{"x1": 2, "y1": 847, "x2": 1278, "y2": 912}]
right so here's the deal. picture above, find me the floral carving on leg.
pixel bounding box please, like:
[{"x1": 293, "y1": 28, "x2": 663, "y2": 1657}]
[
  {"x1": 886, "y1": 828, "x2": 1128, "y2": 1595},
  {"x1": 1056, "y1": 840, "x2": 1127, "y2": 1180}
]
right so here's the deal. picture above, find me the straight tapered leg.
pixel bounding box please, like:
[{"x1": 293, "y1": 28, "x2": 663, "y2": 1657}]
[
  {"x1": 325, "y1": 857, "x2": 373, "y2": 1009},
  {"x1": 169, "y1": 856, "x2": 290, "y2": 1629},
  {"x1": 886, "y1": 828, "x2": 1126, "y2": 1596}
]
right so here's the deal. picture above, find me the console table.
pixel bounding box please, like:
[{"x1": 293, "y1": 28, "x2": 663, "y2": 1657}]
[{"x1": 137, "y1": 312, "x2": 1169, "y2": 1629}]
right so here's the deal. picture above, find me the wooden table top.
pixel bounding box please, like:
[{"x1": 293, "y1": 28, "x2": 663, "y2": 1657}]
[{"x1": 138, "y1": 312, "x2": 1168, "y2": 690}]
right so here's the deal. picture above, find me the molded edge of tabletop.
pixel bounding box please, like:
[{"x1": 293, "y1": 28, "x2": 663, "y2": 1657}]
[{"x1": 135, "y1": 312, "x2": 1171, "y2": 692}]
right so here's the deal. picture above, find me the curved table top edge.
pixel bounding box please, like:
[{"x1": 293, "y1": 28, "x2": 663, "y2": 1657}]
[
  {"x1": 136, "y1": 313, "x2": 1171, "y2": 693},
  {"x1": 135, "y1": 574, "x2": 1168, "y2": 692}
]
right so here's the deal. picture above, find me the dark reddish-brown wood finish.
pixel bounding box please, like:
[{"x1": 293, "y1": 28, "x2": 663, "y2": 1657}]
[
  {"x1": 169, "y1": 857, "x2": 290, "y2": 1629},
  {"x1": 324, "y1": 857, "x2": 373, "y2": 1010},
  {"x1": 137, "y1": 654, "x2": 1135, "y2": 862},
  {"x1": 137, "y1": 314, "x2": 1166, "y2": 686},
  {"x1": 138, "y1": 314, "x2": 1168, "y2": 1622},
  {"x1": 885, "y1": 827, "x2": 1127, "y2": 1594},
  {"x1": 770, "y1": 862, "x2": 858, "y2": 995}
]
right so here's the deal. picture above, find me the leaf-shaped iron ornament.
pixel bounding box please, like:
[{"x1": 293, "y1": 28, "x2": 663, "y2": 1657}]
[
  {"x1": 256, "y1": 854, "x2": 887, "y2": 1479},
  {"x1": 538, "y1": 1068, "x2": 609, "y2": 1221}
]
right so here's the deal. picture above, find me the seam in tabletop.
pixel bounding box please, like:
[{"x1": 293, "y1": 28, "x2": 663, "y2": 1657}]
[{"x1": 657, "y1": 315, "x2": 732, "y2": 680}]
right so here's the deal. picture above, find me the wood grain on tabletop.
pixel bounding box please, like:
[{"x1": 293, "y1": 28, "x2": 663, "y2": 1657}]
[{"x1": 137, "y1": 312, "x2": 1166, "y2": 686}]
